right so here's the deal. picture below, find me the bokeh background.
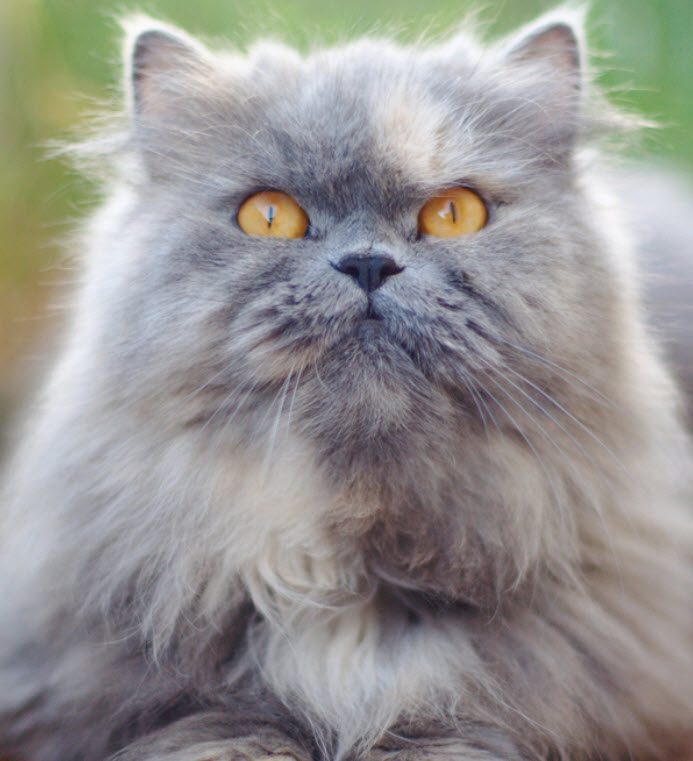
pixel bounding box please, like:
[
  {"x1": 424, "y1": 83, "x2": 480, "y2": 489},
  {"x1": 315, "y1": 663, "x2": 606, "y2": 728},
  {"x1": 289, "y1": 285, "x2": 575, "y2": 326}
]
[{"x1": 1, "y1": 0, "x2": 693, "y2": 438}]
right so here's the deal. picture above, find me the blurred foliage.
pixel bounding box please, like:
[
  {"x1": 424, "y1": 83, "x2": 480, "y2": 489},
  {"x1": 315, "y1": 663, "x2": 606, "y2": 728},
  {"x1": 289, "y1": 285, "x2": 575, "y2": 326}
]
[{"x1": 1, "y1": 0, "x2": 692, "y2": 428}]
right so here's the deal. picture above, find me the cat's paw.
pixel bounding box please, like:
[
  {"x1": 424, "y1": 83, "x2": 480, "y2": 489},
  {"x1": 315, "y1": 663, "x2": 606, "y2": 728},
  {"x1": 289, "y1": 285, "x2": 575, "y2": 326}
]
[
  {"x1": 110, "y1": 737, "x2": 310, "y2": 761},
  {"x1": 367, "y1": 736, "x2": 521, "y2": 761}
]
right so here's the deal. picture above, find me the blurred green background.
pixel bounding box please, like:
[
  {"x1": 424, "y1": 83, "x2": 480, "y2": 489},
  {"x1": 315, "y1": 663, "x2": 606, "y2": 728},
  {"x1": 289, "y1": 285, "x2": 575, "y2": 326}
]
[{"x1": 1, "y1": 0, "x2": 692, "y2": 431}]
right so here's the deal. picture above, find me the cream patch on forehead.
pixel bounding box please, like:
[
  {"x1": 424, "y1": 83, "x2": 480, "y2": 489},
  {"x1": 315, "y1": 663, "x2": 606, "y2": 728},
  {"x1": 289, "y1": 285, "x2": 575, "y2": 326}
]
[{"x1": 370, "y1": 87, "x2": 450, "y2": 183}]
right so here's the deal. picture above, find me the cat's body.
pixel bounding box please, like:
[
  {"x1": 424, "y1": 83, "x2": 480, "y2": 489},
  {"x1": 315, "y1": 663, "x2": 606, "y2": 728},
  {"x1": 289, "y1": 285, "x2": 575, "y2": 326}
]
[{"x1": 1, "y1": 12, "x2": 693, "y2": 761}]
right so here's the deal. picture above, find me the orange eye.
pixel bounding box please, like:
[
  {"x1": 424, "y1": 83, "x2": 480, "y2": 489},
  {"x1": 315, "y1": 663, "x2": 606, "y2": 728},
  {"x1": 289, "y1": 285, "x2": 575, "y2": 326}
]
[
  {"x1": 417, "y1": 187, "x2": 487, "y2": 238},
  {"x1": 237, "y1": 191, "x2": 309, "y2": 239}
]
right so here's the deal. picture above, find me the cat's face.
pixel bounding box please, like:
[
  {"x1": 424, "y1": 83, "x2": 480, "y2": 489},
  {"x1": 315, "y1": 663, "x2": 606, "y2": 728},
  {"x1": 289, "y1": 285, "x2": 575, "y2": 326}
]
[{"x1": 86, "y1": 19, "x2": 629, "y2": 599}]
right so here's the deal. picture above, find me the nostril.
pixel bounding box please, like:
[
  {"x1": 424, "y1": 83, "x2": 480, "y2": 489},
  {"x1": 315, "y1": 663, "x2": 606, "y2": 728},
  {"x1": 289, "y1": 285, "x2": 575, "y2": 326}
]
[
  {"x1": 342, "y1": 263, "x2": 361, "y2": 281},
  {"x1": 333, "y1": 254, "x2": 404, "y2": 293},
  {"x1": 378, "y1": 259, "x2": 404, "y2": 281}
]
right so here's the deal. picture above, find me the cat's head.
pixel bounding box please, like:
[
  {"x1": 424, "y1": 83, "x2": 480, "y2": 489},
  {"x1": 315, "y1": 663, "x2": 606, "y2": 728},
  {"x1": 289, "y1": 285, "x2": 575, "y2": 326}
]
[{"x1": 76, "y1": 14, "x2": 638, "y2": 605}]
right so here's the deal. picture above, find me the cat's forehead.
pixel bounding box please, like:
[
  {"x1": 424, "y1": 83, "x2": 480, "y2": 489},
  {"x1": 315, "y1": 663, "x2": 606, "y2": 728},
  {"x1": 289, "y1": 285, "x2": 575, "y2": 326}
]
[
  {"x1": 144, "y1": 30, "x2": 577, "y2": 208},
  {"x1": 216, "y1": 38, "x2": 497, "y2": 198},
  {"x1": 305, "y1": 43, "x2": 455, "y2": 181}
]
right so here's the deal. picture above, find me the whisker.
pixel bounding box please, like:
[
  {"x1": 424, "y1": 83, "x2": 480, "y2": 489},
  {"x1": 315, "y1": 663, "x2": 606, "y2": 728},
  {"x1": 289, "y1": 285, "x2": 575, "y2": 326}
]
[
  {"x1": 286, "y1": 361, "x2": 307, "y2": 431},
  {"x1": 476, "y1": 363, "x2": 626, "y2": 585},
  {"x1": 475, "y1": 352, "x2": 626, "y2": 480},
  {"x1": 262, "y1": 361, "x2": 300, "y2": 471},
  {"x1": 202, "y1": 377, "x2": 263, "y2": 437},
  {"x1": 455, "y1": 365, "x2": 498, "y2": 440},
  {"x1": 472, "y1": 368, "x2": 565, "y2": 519},
  {"x1": 481, "y1": 331, "x2": 622, "y2": 413},
  {"x1": 179, "y1": 360, "x2": 237, "y2": 407},
  {"x1": 501, "y1": 363, "x2": 631, "y2": 478}
]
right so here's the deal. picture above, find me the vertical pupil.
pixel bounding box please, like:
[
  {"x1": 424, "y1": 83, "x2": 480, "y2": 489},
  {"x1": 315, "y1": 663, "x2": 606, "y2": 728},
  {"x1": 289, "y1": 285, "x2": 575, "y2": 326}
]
[
  {"x1": 267, "y1": 205, "x2": 275, "y2": 228},
  {"x1": 449, "y1": 201, "x2": 456, "y2": 224}
]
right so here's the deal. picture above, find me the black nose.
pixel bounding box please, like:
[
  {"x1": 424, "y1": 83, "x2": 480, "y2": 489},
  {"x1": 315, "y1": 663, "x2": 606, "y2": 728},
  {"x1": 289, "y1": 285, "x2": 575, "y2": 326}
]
[{"x1": 332, "y1": 254, "x2": 404, "y2": 293}]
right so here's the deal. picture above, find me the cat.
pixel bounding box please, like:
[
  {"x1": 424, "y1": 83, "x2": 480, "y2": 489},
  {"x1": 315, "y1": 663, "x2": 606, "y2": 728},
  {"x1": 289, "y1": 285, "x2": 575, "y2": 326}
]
[{"x1": 1, "y1": 8, "x2": 692, "y2": 761}]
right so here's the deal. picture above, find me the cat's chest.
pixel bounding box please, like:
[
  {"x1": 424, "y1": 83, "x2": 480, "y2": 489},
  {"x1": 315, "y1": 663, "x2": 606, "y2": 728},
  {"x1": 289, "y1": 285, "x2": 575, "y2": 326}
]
[{"x1": 247, "y1": 600, "x2": 479, "y2": 738}]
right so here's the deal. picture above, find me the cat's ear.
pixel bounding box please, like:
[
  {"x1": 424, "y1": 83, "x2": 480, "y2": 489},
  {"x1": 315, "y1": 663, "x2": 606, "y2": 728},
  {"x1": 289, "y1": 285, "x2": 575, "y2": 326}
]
[
  {"x1": 121, "y1": 20, "x2": 228, "y2": 178},
  {"x1": 124, "y1": 19, "x2": 215, "y2": 121},
  {"x1": 498, "y1": 14, "x2": 584, "y2": 155},
  {"x1": 503, "y1": 19, "x2": 581, "y2": 89}
]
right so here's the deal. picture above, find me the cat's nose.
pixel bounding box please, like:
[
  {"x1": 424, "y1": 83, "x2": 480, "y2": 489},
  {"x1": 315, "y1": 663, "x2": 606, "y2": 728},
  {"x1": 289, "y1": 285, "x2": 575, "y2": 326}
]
[{"x1": 332, "y1": 254, "x2": 404, "y2": 293}]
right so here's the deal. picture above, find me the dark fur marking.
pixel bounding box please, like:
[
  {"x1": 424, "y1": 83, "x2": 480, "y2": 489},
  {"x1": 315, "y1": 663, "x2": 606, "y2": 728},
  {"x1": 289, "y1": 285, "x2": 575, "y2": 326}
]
[{"x1": 446, "y1": 270, "x2": 513, "y2": 328}]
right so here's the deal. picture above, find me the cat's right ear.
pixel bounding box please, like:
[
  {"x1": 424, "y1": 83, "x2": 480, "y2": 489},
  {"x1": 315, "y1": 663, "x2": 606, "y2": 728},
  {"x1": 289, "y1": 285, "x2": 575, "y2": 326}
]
[{"x1": 124, "y1": 19, "x2": 214, "y2": 122}]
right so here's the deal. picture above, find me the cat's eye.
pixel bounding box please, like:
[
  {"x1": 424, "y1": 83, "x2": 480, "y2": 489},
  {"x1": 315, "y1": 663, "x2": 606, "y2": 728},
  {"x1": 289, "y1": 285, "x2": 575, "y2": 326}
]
[
  {"x1": 237, "y1": 191, "x2": 309, "y2": 239},
  {"x1": 417, "y1": 187, "x2": 487, "y2": 238}
]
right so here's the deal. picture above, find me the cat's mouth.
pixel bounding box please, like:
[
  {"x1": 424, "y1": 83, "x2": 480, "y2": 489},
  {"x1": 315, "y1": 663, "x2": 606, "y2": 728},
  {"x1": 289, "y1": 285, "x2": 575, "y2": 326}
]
[
  {"x1": 348, "y1": 299, "x2": 426, "y2": 369},
  {"x1": 345, "y1": 294, "x2": 487, "y2": 395},
  {"x1": 352, "y1": 311, "x2": 392, "y2": 341},
  {"x1": 364, "y1": 299, "x2": 381, "y2": 320}
]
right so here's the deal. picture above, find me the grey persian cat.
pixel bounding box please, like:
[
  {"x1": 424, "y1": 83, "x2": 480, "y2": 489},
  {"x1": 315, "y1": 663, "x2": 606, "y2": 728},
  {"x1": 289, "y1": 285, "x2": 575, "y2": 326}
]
[{"x1": 1, "y1": 10, "x2": 692, "y2": 761}]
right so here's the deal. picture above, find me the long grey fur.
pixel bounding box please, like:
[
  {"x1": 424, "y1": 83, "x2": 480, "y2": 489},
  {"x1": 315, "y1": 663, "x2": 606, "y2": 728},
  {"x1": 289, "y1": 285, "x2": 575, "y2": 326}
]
[{"x1": 1, "y1": 10, "x2": 692, "y2": 761}]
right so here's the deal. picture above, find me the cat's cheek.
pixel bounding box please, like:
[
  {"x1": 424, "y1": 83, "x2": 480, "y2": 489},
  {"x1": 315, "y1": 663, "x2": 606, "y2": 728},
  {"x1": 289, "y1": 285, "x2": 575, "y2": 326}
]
[
  {"x1": 227, "y1": 299, "x2": 365, "y2": 386},
  {"x1": 245, "y1": 341, "x2": 324, "y2": 385}
]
